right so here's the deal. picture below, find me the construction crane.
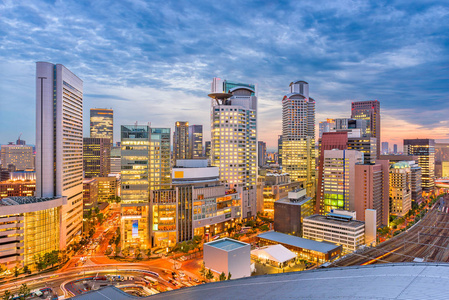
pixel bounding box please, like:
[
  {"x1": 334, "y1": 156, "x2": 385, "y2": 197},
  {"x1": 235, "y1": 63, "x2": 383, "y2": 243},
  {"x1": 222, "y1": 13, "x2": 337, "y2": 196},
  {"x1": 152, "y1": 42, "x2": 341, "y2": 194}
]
[{"x1": 16, "y1": 133, "x2": 23, "y2": 145}]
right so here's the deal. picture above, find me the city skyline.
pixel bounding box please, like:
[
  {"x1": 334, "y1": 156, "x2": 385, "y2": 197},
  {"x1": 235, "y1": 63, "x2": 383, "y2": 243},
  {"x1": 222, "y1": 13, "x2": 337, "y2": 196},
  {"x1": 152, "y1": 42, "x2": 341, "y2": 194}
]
[{"x1": 1, "y1": 1, "x2": 449, "y2": 150}]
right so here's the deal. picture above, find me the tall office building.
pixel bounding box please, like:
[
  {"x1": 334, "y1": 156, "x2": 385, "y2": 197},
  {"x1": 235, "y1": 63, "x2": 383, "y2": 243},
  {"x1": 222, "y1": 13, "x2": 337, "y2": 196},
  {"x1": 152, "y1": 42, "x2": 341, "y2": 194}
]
[
  {"x1": 393, "y1": 144, "x2": 398, "y2": 154},
  {"x1": 258, "y1": 141, "x2": 267, "y2": 167},
  {"x1": 277, "y1": 135, "x2": 283, "y2": 166},
  {"x1": 403, "y1": 139, "x2": 435, "y2": 190},
  {"x1": 354, "y1": 161, "x2": 390, "y2": 227},
  {"x1": 319, "y1": 119, "x2": 336, "y2": 138},
  {"x1": 351, "y1": 100, "x2": 381, "y2": 157},
  {"x1": 110, "y1": 146, "x2": 121, "y2": 174},
  {"x1": 173, "y1": 121, "x2": 189, "y2": 161},
  {"x1": 189, "y1": 125, "x2": 203, "y2": 159},
  {"x1": 83, "y1": 137, "x2": 111, "y2": 178},
  {"x1": 321, "y1": 149, "x2": 363, "y2": 213},
  {"x1": 209, "y1": 77, "x2": 257, "y2": 219},
  {"x1": 347, "y1": 136, "x2": 377, "y2": 164},
  {"x1": 0, "y1": 145, "x2": 34, "y2": 170},
  {"x1": 316, "y1": 132, "x2": 349, "y2": 214},
  {"x1": 382, "y1": 142, "x2": 389, "y2": 154},
  {"x1": 204, "y1": 141, "x2": 211, "y2": 160},
  {"x1": 120, "y1": 125, "x2": 151, "y2": 248},
  {"x1": 149, "y1": 128, "x2": 171, "y2": 191},
  {"x1": 36, "y1": 62, "x2": 83, "y2": 248},
  {"x1": 281, "y1": 81, "x2": 315, "y2": 196},
  {"x1": 390, "y1": 162, "x2": 412, "y2": 216},
  {"x1": 90, "y1": 108, "x2": 113, "y2": 146}
]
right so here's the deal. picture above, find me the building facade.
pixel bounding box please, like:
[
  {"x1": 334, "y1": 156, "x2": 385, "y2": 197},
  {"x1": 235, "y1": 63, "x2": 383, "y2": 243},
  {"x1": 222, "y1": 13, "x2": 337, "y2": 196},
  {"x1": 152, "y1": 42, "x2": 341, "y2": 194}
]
[
  {"x1": 281, "y1": 81, "x2": 315, "y2": 196},
  {"x1": 0, "y1": 196, "x2": 65, "y2": 269},
  {"x1": 303, "y1": 213, "x2": 365, "y2": 253},
  {"x1": 209, "y1": 78, "x2": 257, "y2": 219},
  {"x1": 258, "y1": 141, "x2": 267, "y2": 167},
  {"x1": 0, "y1": 180, "x2": 35, "y2": 200},
  {"x1": 36, "y1": 62, "x2": 83, "y2": 248},
  {"x1": 83, "y1": 137, "x2": 111, "y2": 178},
  {"x1": 321, "y1": 149, "x2": 363, "y2": 213},
  {"x1": 389, "y1": 162, "x2": 412, "y2": 216},
  {"x1": 261, "y1": 173, "x2": 302, "y2": 218},
  {"x1": 90, "y1": 108, "x2": 113, "y2": 146},
  {"x1": 351, "y1": 100, "x2": 381, "y2": 158},
  {"x1": 0, "y1": 145, "x2": 34, "y2": 171},
  {"x1": 83, "y1": 178, "x2": 98, "y2": 216},
  {"x1": 404, "y1": 139, "x2": 435, "y2": 190},
  {"x1": 354, "y1": 161, "x2": 390, "y2": 227},
  {"x1": 173, "y1": 121, "x2": 189, "y2": 161},
  {"x1": 274, "y1": 189, "x2": 314, "y2": 236},
  {"x1": 189, "y1": 125, "x2": 203, "y2": 159},
  {"x1": 120, "y1": 125, "x2": 151, "y2": 248}
]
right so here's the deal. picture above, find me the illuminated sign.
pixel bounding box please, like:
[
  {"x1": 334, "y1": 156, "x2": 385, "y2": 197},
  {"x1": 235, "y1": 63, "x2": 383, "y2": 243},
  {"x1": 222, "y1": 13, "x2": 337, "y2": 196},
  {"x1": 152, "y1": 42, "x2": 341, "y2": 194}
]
[{"x1": 132, "y1": 220, "x2": 138, "y2": 238}]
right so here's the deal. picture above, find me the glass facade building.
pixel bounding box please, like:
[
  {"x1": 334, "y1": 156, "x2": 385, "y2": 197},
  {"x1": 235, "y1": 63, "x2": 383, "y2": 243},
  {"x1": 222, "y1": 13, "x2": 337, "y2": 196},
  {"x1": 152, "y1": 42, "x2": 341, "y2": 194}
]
[
  {"x1": 189, "y1": 125, "x2": 203, "y2": 159},
  {"x1": 83, "y1": 137, "x2": 111, "y2": 178},
  {"x1": 90, "y1": 108, "x2": 113, "y2": 146}
]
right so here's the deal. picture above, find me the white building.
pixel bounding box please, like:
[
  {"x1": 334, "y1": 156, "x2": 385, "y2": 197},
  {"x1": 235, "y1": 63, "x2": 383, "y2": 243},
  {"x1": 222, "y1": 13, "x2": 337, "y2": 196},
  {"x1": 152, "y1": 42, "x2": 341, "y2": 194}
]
[
  {"x1": 36, "y1": 62, "x2": 84, "y2": 248},
  {"x1": 281, "y1": 81, "x2": 315, "y2": 196},
  {"x1": 321, "y1": 149, "x2": 364, "y2": 213},
  {"x1": 303, "y1": 213, "x2": 365, "y2": 253},
  {"x1": 209, "y1": 78, "x2": 257, "y2": 219},
  {"x1": 203, "y1": 238, "x2": 251, "y2": 279}
]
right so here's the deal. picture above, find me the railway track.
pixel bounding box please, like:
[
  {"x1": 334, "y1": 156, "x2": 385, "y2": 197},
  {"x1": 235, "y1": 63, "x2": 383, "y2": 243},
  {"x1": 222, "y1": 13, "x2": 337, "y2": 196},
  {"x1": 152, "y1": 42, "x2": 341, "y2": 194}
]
[{"x1": 331, "y1": 196, "x2": 449, "y2": 267}]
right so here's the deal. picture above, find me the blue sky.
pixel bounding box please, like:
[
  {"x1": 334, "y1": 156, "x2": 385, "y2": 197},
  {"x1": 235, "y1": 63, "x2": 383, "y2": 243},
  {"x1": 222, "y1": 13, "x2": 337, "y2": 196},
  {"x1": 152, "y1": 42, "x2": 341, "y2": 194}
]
[{"x1": 0, "y1": 0, "x2": 448, "y2": 150}]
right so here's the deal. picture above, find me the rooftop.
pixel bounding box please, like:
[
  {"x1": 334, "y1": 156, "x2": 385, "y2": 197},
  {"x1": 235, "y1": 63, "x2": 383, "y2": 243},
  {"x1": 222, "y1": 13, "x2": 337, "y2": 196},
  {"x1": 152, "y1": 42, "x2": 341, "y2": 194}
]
[
  {"x1": 205, "y1": 238, "x2": 249, "y2": 251},
  {"x1": 257, "y1": 231, "x2": 340, "y2": 253},
  {"x1": 305, "y1": 214, "x2": 365, "y2": 228},
  {"x1": 75, "y1": 263, "x2": 449, "y2": 300},
  {"x1": 0, "y1": 196, "x2": 61, "y2": 206}
]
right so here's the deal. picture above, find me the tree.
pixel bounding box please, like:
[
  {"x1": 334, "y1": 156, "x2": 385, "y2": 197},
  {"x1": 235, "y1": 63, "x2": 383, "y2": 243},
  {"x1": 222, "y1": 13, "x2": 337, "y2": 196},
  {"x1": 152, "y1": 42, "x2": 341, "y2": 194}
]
[
  {"x1": 199, "y1": 262, "x2": 206, "y2": 280},
  {"x1": 219, "y1": 272, "x2": 226, "y2": 281},
  {"x1": 97, "y1": 213, "x2": 104, "y2": 225},
  {"x1": 205, "y1": 269, "x2": 214, "y2": 282},
  {"x1": 146, "y1": 249, "x2": 152, "y2": 257},
  {"x1": 122, "y1": 247, "x2": 130, "y2": 257},
  {"x1": 135, "y1": 247, "x2": 141, "y2": 259},
  {"x1": 18, "y1": 283, "x2": 29, "y2": 300},
  {"x1": 227, "y1": 272, "x2": 232, "y2": 280},
  {"x1": 2, "y1": 290, "x2": 12, "y2": 300},
  {"x1": 23, "y1": 265, "x2": 30, "y2": 274},
  {"x1": 14, "y1": 266, "x2": 19, "y2": 277},
  {"x1": 94, "y1": 206, "x2": 100, "y2": 215}
]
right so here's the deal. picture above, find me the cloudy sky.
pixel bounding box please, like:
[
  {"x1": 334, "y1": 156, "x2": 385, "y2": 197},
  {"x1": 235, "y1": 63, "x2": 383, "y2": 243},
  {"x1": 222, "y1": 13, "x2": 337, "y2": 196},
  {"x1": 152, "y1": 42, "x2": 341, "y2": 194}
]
[{"x1": 0, "y1": 0, "x2": 448, "y2": 151}]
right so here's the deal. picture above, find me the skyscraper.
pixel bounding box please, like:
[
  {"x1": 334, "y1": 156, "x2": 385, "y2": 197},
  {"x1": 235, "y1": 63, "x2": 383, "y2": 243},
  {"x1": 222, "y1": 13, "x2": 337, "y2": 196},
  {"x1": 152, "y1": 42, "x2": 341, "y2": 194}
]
[
  {"x1": 120, "y1": 125, "x2": 151, "y2": 248},
  {"x1": 83, "y1": 137, "x2": 111, "y2": 178},
  {"x1": 277, "y1": 135, "x2": 283, "y2": 166},
  {"x1": 90, "y1": 108, "x2": 113, "y2": 146},
  {"x1": 258, "y1": 141, "x2": 266, "y2": 167},
  {"x1": 319, "y1": 119, "x2": 336, "y2": 138},
  {"x1": 36, "y1": 62, "x2": 83, "y2": 248},
  {"x1": 390, "y1": 162, "x2": 412, "y2": 216},
  {"x1": 204, "y1": 141, "x2": 211, "y2": 160},
  {"x1": 404, "y1": 139, "x2": 435, "y2": 190},
  {"x1": 281, "y1": 81, "x2": 315, "y2": 196},
  {"x1": 209, "y1": 77, "x2": 257, "y2": 218},
  {"x1": 173, "y1": 121, "x2": 189, "y2": 161},
  {"x1": 393, "y1": 144, "x2": 398, "y2": 154},
  {"x1": 382, "y1": 142, "x2": 389, "y2": 154},
  {"x1": 189, "y1": 125, "x2": 203, "y2": 159},
  {"x1": 351, "y1": 100, "x2": 381, "y2": 157}
]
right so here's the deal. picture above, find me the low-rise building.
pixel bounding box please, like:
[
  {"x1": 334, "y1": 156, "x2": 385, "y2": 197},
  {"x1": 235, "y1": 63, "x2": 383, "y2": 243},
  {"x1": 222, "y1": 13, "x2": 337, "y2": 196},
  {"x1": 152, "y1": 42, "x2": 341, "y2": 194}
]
[
  {"x1": 261, "y1": 173, "x2": 302, "y2": 218},
  {"x1": 257, "y1": 231, "x2": 342, "y2": 263},
  {"x1": 0, "y1": 196, "x2": 65, "y2": 269},
  {"x1": 97, "y1": 176, "x2": 118, "y2": 202},
  {"x1": 151, "y1": 159, "x2": 241, "y2": 248},
  {"x1": 203, "y1": 238, "x2": 251, "y2": 279},
  {"x1": 303, "y1": 212, "x2": 365, "y2": 253},
  {"x1": 274, "y1": 189, "x2": 313, "y2": 236},
  {"x1": 0, "y1": 180, "x2": 35, "y2": 200}
]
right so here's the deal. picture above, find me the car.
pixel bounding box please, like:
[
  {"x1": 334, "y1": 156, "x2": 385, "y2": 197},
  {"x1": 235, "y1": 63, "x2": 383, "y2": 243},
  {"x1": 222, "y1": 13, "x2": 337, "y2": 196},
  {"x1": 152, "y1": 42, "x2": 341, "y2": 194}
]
[{"x1": 193, "y1": 278, "x2": 199, "y2": 283}]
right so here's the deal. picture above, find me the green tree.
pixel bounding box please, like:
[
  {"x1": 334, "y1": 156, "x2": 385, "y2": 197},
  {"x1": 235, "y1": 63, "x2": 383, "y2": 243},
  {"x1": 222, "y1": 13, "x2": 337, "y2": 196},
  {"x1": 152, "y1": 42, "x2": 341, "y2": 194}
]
[
  {"x1": 227, "y1": 272, "x2": 232, "y2": 280},
  {"x1": 18, "y1": 283, "x2": 29, "y2": 300},
  {"x1": 146, "y1": 249, "x2": 152, "y2": 257},
  {"x1": 205, "y1": 269, "x2": 214, "y2": 282},
  {"x1": 199, "y1": 262, "x2": 206, "y2": 280},
  {"x1": 23, "y1": 265, "x2": 30, "y2": 274},
  {"x1": 94, "y1": 206, "x2": 100, "y2": 215},
  {"x1": 219, "y1": 272, "x2": 226, "y2": 281},
  {"x1": 135, "y1": 247, "x2": 141, "y2": 259},
  {"x1": 14, "y1": 266, "x2": 19, "y2": 277},
  {"x1": 2, "y1": 290, "x2": 12, "y2": 300},
  {"x1": 97, "y1": 213, "x2": 104, "y2": 225}
]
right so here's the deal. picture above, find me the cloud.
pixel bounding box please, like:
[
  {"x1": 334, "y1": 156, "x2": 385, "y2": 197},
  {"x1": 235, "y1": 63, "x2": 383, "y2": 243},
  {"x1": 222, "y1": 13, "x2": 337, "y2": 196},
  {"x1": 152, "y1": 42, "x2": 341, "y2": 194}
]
[{"x1": 0, "y1": 0, "x2": 448, "y2": 150}]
